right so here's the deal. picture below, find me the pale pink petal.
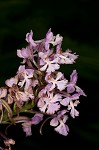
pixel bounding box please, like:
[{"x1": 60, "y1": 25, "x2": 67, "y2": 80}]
[
  {"x1": 76, "y1": 86, "x2": 86, "y2": 96},
  {"x1": 37, "y1": 98, "x2": 45, "y2": 108},
  {"x1": 60, "y1": 97, "x2": 70, "y2": 106},
  {"x1": 32, "y1": 80, "x2": 38, "y2": 87},
  {"x1": 40, "y1": 58, "x2": 45, "y2": 65},
  {"x1": 47, "y1": 63, "x2": 60, "y2": 72},
  {"x1": 47, "y1": 103, "x2": 60, "y2": 114},
  {"x1": 67, "y1": 84, "x2": 75, "y2": 93},
  {"x1": 50, "y1": 34, "x2": 63, "y2": 46},
  {"x1": 50, "y1": 117, "x2": 59, "y2": 127},
  {"x1": 21, "y1": 48, "x2": 29, "y2": 58},
  {"x1": 55, "y1": 123, "x2": 69, "y2": 136},
  {"x1": 46, "y1": 28, "x2": 53, "y2": 41},
  {"x1": 71, "y1": 93, "x2": 80, "y2": 100},
  {"x1": 31, "y1": 114, "x2": 43, "y2": 125},
  {"x1": 70, "y1": 70, "x2": 78, "y2": 84},
  {"x1": 40, "y1": 64, "x2": 48, "y2": 71},
  {"x1": 5, "y1": 76, "x2": 18, "y2": 87},
  {"x1": 26, "y1": 69, "x2": 34, "y2": 75},
  {"x1": 22, "y1": 122, "x2": 32, "y2": 137},
  {"x1": 26, "y1": 30, "x2": 37, "y2": 47},
  {"x1": 70, "y1": 108, "x2": 79, "y2": 118},
  {"x1": 56, "y1": 80, "x2": 67, "y2": 91},
  {"x1": 39, "y1": 104, "x2": 47, "y2": 113},
  {"x1": 17, "y1": 50, "x2": 23, "y2": 58},
  {"x1": 56, "y1": 72, "x2": 63, "y2": 80},
  {"x1": 51, "y1": 94, "x2": 62, "y2": 103},
  {"x1": 17, "y1": 48, "x2": 29, "y2": 58},
  {"x1": 63, "y1": 115, "x2": 68, "y2": 123},
  {"x1": 25, "y1": 79, "x2": 32, "y2": 90}
]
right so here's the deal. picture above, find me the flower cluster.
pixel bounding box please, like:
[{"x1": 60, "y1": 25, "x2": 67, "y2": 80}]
[{"x1": 0, "y1": 29, "x2": 86, "y2": 149}]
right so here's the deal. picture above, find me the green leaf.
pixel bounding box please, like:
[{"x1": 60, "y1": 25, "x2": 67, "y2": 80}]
[{"x1": 20, "y1": 100, "x2": 34, "y2": 113}]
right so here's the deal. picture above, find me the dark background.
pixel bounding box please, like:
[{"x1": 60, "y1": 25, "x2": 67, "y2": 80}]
[{"x1": 0, "y1": 0, "x2": 99, "y2": 149}]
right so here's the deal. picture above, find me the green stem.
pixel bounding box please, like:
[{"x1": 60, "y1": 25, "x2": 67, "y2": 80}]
[
  {"x1": 40, "y1": 116, "x2": 53, "y2": 135},
  {"x1": 12, "y1": 116, "x2": 30, "y2": 123}
]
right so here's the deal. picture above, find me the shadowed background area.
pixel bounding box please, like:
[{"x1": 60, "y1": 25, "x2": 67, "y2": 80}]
[{"x1": 0, "y1": 0, "x2": 99, "y2": 149}]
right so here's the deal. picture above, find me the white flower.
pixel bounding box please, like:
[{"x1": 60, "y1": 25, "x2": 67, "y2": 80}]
[
  {"x1": 55, "y1": 49, "x2": 78, "y2": 64},
  {"x1": 50, "y1": 110, "x2": 69, "y2": 136},
  {"x1": 68, "y1": 100, "x2": 80, "y2": 118},
  {"x1": 37, "y1": 92, "x2": 62, "y2": 114},
  {"x1": 39, "y1": 51, "x2": 60, "y2": 73},
  {"x1": 45, "y1": 72, "x2": 68, "y2": 91}
]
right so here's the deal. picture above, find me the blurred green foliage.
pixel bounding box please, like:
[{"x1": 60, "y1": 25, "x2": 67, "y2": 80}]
[{"x1": 0, "y1": 0, "x2": 99, "y2": 149}]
